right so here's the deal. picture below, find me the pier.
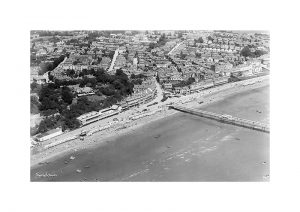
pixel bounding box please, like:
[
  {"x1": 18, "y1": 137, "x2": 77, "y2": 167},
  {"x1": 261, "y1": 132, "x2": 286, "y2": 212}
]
[{"x1": 170, "y1": 105, "x2": 269, "y2": 133}]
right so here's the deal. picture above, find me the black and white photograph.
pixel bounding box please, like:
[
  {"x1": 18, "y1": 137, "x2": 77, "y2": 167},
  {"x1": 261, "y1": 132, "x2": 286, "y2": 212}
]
[
  {"x1": 30, "y1": 30, "x2": 270, "y2": 182},
  {"x1": 2, "y1": 0, "x2": 300, "y2": 212}
]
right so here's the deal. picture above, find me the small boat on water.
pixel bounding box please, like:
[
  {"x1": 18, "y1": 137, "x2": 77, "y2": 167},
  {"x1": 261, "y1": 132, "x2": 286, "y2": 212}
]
[{"x1": 154, "y1": 134, "x2": 161, "y2": 139}]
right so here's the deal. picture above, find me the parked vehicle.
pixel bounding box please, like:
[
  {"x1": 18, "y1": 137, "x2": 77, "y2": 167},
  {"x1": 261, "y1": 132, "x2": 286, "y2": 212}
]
[{"x1": 80, "y1": 130, "x2": 87, "y2": 137}]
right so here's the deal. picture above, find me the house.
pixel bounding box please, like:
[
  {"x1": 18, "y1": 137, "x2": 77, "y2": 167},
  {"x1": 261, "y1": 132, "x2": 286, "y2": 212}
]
[
  {"x1": 120, "y1": 87, "x2": 156, "y2": 110},
  {"x1": 31, "y1": 33, "x2": 39, "y2": 39},
  {"x1": 231, "y1": 63, "x2": 253, "y2": 77},
  {"x1": 170, "y1": 74, "x2": 184, "y2": 82},
  {"x1": 76, "y1": 87, "x2": 95, "y2": 97},
  {"x1": 249, "y1": 60, "x2": 263, "y2": 74},
  {"x1": 133, "y1": 78, "x2": 156, "y2": 93},
  {"x1": 32, "y1": 74, "x2": 49, "y2": 84},
  {"x1": 163, "y1": 83, "x2": 173, "y2": 90},
  {"x1": 180, "y1": 86, "x2": 190, "y2": 95},
  {"x1": 133, "y1": 84, "x2": 149, "y2": 93},
  {"x1": 77, "y1": 111, "x2": 101, "y2": 126},
  {"x1": 35, "y1": 128, "x2": 63, "y2": 142},
  {"x1": 220, "y1": 69, "x2": 234, "y2": 77},
  {"x1": 174, "y1": 86, "x2": 182, "y2": 94},
  {"x1": 215, "y1": 63, "x2": 233, "y2": 74},
  {"x1": 173, "y1": 86, "x2": 190, "y2": 95},
  {"x1": 77, "y1": 105, "x2": 120, "y2": 126},
  {"x1": 213, "y1": 76, "x2": 229, "y2": 85},
  {"x1": 206, "y1": 57, "x2": 213, "y2": 62}
]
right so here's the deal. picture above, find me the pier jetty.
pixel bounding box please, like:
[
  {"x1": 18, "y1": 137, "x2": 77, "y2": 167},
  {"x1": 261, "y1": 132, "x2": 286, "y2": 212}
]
[{"x1": 170, "y1": 105, "x2": 269, "y2": 133}]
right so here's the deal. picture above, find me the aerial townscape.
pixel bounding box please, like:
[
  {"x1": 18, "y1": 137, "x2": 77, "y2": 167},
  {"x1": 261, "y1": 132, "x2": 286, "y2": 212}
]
[{"x1": 30, "y1": 30, "x2": 270, "y2": 182}]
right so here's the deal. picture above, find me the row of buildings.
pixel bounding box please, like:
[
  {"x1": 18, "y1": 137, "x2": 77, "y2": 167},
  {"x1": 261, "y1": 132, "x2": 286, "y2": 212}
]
[
  {"x1": 76, "y1": 105, "x2": 121, "y2": 126},
  {"x1": 161, "y1": 59, "x2": 265, "y2": 95},
  {"x1": 119, "y1": 78, "x2": 157, "y2": 110}
]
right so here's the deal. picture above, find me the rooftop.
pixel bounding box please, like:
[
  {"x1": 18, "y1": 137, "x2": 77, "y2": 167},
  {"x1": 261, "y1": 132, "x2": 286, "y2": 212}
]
[
  {"x1": 77, "y1": 111, "x2": 99, "y2": 121},
  {"x1": 36, "y1": 128, "x2": 62, "y2": 138}
]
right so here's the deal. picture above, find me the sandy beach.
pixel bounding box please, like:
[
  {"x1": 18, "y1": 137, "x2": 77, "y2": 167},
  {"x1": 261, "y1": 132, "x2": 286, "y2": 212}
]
[{"x1": 30, "y1": 75, "x2": 269, "y2": 169}]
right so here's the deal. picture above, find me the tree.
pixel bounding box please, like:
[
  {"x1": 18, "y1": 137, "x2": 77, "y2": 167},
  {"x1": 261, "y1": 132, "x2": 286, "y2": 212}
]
[
  {"x1": 31, "y1": 95, "x2": 40, "y2": 114},
  {"x1": 148, "y1": 42, "x2": 156, "y2": 50},
  {"x1": 38, "y1": 55, "x2": 65, "y2": 75},
  {"x1": 48, "y1": 72, "x2": 54, "y2": 81},
  {"x1": 156, "y1": 74, "x2": 160, "y2": 82},
  {"x1": 116, "y1": 69, "x2": 126, "y2": 78},
  {"x1": 240, "y1": 46, "x2": 252, "y2": 57},
  {"x1": 31, "y1": 81, "x2": 38, "y2": 90},
  {"x1": 38, "y1": 83, "x2": 61, "y2": 111},
  {"x1": 39, "y1": 62, "x2": 53, "y2": 75},
  {"x1": 62, "y1": 116, "x2": 80, "y2": 131},
  {"x1": 173, "y1": 77, "x2": 195, "y2": 87},
  {"x1": 254, "y1": 49, "x2": 267, "y2": 57},
  {"x1": 79, "y1": 76, "x2": 97, "y2": 88},
  {"x1": 37, "y1": 115, "x2": 62, "y2": 134},
  {"x1": 210, "y1": 65, "x2": 215, "y2": 71},
  {"x1": 157, "y1": 33, "x2": 167, "y2": 47},
  {"x1": 180, "y1": 51, "x2": 187, "y2": 60},
  {"x1": 95, "y1": 69, "x2": 109, "y2": 83},
  {"x1": 108, "y1": 51, "x2": 115, "y2": 60},
  {"x1": 195, "y1": 37, "x2": 203, "y2": 43},
  {"x1": 159, "y1": 33, "x2": 166, "y2": 41},
  {"x1": 131, "y1": 73, "x2": 136, "y2": 79},
  {"x1": 208, "y1": 36, "x2": 214, "y2": 41},
  {"x1": 100, "y1": 87, "x2": 116, "y2": 96},
  {"x1": 61, "y1": 86, "x2": 74, "y2": 104},
  {"x1": 115, "y1": 69, "x2": 131, "y2": 88},
  {"x1": 113, "y1": 80, "x2": 123, "y2": 90},
  {"x1": 132, "y1": 78, "x2": 143, "y2": 85},
  {"x1": 187, "y1": 77, "x2": 195, "y2": 85},
  {"x1": 178, "y1": 32, "x2": 183, "y2": 38},
  {"x1": 66, "y1": 69, "x2": 75, "y2": 77},
  {"x1": 131, "y1": 73, "x2": 146, "y2": 80}
]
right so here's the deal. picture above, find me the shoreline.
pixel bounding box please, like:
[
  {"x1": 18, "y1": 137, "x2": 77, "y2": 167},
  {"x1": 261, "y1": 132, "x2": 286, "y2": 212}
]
[{"x1": 30, "y1": 75, "x2": 269, "y2": 168}]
